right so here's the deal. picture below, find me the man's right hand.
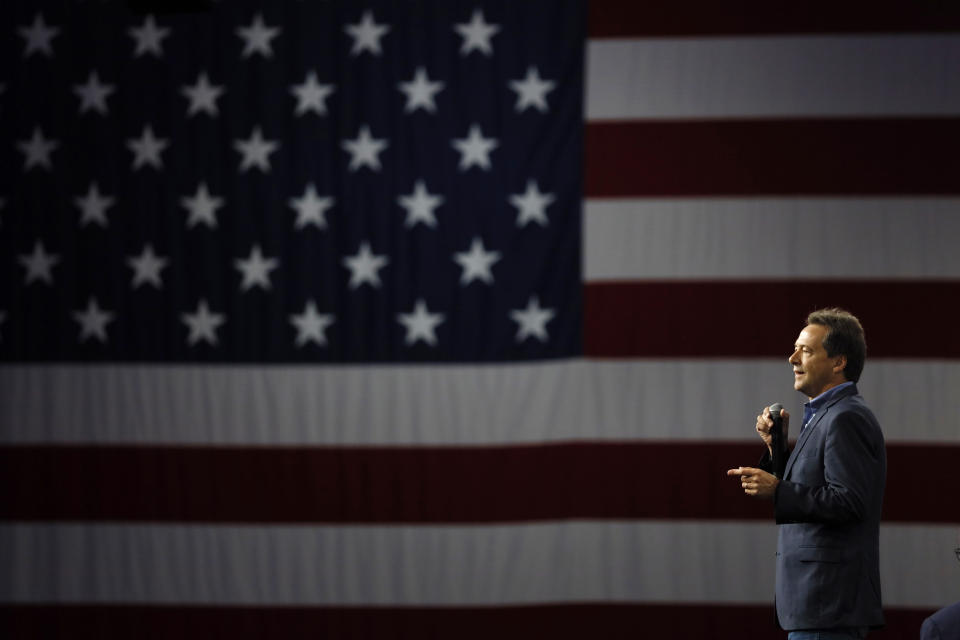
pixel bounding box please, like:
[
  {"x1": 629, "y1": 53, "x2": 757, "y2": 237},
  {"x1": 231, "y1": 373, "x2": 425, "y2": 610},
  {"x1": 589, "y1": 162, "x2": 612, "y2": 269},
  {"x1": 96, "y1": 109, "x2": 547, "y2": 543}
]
[{"x1": 756, "y1": 405, "x2": 790, "y2": 456}]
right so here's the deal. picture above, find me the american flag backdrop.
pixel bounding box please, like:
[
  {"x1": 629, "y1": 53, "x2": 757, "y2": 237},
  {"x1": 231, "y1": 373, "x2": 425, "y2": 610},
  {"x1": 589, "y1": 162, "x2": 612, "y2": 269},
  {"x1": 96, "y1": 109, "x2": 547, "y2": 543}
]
[{"x1": 2, "y1": 1, "x2": 960, "y2": 638}]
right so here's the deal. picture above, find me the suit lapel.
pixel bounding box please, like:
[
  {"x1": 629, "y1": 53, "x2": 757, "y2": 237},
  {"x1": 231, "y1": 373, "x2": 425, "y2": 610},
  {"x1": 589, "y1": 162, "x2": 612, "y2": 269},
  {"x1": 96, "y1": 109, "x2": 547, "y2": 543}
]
[{"x1": 783, "y1": 411, "x2": 824, "y2": 479}]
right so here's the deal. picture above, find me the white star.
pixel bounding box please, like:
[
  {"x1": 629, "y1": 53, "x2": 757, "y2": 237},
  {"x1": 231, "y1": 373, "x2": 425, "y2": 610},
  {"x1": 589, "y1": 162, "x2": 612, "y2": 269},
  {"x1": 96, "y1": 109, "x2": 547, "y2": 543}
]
[
  {"x1": 451, "y1": 124, "x2": 498, "y2": 171},
  {"x1": 72, "y1": 297, "x2": 115, "y2": 343},
  {"x1": 234, "y1": 244, "x2": 279, "y2": 291},
  {"x1": 341, "y1": 125, "x2": 388, "y2": 172},
  {"x1": 397, "y1": 299, "x2": 445, "y2": 347},
  {"x1": 397, "y1": 180, "x2": 444, "y2": 228},
  {"x1": 288, "y1": 183, "x2": 333, "y2": 230},
  {"x1": 128, "y1": 14, "x2": 170, "y2": 58},
  {"x1": 454, "y1": 9, "x2": 500, "y2": 57},
  {"x1": 17, "y1": 127, "x2": 59, "y2": 171},
  {"x1": 290, "y1": 71, "x2": 335, "y2": 116},
  {"x1": 127, "y1": 244, "x2": 169, "y2": 289},
  {"x1": 289, "y1": 300, "x2": 335, "y2": 348},
  {"x1": 18, "y1": 13, "x2": 60, "y2": 58},
  {"x1": 126, "y1": 125, "x2": 169, "y2": 170},
  {"x1": 181, "y1": 71, "x2": 225, "y2": 117},
  {"x1": 342, "y1": 241, "x2": 389, "y2": 289},
  {"x1": 509, "y1": 66, "x2": 555, "y2": 113},
  {"x1": 510, "y1": 296, "x2": 556, "y2": 343},
  {"x1": 397, "y1": 67, "x2": 444, "y2": 114},
  {"x1": 344, "y1": 10, "x2": 390, "y2": 56},
  {"x1": 18, "y1": 240, "x2": 60, "y2": 285},
  {"x1": 181, "y1": 182, "x2": 225, "y2": 229},
  {"x1": 181, "y1": 299, "x2": 226, "y2": 346},
  {"x1": 73, "y1": 71, "x2": 115, "y2": 115},
  {"x1": 509, "y1": 179, "x2": 555, "y2": 227},
  {"x1": 234, "y1": 126, "x2": 279, "y2": 173},
  {"x1": 453, "y1": 237, "x2": 501, "y2": 285},
  {"x1": 236, "y1": 13, "x2": 281, "y2": 58},
  {"x1": 74, "y1": 182, "x2": 116, "y2": 227}
]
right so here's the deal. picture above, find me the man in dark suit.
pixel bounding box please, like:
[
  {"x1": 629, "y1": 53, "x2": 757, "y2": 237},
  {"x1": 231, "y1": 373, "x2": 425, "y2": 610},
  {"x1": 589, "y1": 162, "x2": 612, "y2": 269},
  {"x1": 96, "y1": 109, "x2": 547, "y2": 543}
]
[
  {"x1": 728, "y1": 308, "x2": 886, "y2": 639},
  {"x1": 922, "y1": 600, "x2": 960, "y2": 640},
  {"x1": 921, "y1": 536, "x2": 960, "y2": 640}
]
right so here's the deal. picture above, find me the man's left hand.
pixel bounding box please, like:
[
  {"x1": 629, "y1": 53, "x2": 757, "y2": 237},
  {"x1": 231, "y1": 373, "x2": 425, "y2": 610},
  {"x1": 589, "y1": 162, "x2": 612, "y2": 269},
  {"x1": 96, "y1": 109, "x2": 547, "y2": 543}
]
[{"x1": 726, "y1": 466, "x2": 778, "y2": 499}]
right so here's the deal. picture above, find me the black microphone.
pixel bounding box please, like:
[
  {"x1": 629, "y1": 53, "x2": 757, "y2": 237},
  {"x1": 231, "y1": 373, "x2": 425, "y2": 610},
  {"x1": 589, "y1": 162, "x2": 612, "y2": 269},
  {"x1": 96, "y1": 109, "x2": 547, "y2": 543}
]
[{"x1": 769, "y1": 402, "x2": 785, "y2": 478}]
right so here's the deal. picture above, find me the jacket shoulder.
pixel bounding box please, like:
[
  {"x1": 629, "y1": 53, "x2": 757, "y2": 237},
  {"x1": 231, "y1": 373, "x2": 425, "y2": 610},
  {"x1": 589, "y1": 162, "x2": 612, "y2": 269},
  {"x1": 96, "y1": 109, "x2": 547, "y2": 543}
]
[
  {"x1": 828, "y1": 389, "x2": 882, "y2": 432},
  {"x1": 926, "y1": 600, "x2": 960, "y2": 631}
]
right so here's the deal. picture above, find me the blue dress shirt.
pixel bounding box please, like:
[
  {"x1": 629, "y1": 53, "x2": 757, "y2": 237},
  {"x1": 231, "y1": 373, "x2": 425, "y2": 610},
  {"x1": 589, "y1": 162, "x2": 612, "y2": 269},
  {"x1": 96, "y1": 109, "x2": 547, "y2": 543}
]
[{"x1": 801, "y1": 381, "x2": 855, "y2": 432}]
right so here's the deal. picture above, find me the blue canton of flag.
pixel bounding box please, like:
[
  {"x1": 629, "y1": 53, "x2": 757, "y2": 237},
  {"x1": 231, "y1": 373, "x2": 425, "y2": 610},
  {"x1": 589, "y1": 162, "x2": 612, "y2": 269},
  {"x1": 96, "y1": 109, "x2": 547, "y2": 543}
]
[{"x1": 0, "y1": 0, "x2": 584, "y2": 363}]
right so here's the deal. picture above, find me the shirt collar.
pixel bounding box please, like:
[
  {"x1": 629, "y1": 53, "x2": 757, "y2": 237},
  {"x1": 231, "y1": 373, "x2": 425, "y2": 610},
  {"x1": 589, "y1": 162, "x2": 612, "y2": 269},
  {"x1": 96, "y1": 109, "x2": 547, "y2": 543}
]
[{"x1": 804, "y1": 380, "x2": 855, "y2": 413}]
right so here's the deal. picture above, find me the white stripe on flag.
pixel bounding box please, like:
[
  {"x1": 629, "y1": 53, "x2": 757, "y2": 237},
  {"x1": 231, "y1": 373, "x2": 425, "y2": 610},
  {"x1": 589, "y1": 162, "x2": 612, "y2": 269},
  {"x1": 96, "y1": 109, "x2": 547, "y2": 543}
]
[
  {"x1": 584, "y1": 198, "x2": 960, "y2": 280},
  {"x1": 2, "y1": 361, "x2": 958, "y2": 445},
  {"x1": 0, "y1": 522, "x2": 953, "y2": 609},
  {"x1": 586, "y1": 35, "x2": 960, "y2": 120}
]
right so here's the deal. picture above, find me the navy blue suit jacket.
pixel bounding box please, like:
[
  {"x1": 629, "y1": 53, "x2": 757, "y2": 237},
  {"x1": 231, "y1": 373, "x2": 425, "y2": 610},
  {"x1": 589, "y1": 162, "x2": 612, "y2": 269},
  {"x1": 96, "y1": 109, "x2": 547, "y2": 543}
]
[
  {"x1": 762, "y1": 384, "x2": 886, "y2": 631},
  {"x1": 922, "y1": 601, "x2": 960, "y2": 640}
]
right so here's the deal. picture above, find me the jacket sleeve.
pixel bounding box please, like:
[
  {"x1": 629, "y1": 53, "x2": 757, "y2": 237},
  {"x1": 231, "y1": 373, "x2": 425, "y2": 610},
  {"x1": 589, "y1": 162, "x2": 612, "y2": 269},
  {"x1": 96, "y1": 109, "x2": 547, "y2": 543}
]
[
  {"x1": 773, "y1": 409, "x2": 885, "y2": 525},
  {"x1": 757, "y1": 445, "x2": 788, "y2": 478},
  {"x1": 757, "y1": 449, "x2": 773, "y2": 473}
]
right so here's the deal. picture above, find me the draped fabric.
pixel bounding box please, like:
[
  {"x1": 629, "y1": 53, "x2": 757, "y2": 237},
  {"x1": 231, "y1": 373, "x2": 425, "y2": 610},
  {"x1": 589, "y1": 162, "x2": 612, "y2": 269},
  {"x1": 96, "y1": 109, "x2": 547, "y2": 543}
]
[{"x1": 2, "y1": 1, "x2": 960, "y2": 638}]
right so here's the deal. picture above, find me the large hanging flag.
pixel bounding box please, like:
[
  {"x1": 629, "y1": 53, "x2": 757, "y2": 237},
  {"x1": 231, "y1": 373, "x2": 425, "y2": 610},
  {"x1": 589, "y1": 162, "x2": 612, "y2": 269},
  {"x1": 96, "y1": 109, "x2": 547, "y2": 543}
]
[{"x1": 2, "y1": 1, "x2": 959, "y2": 638}]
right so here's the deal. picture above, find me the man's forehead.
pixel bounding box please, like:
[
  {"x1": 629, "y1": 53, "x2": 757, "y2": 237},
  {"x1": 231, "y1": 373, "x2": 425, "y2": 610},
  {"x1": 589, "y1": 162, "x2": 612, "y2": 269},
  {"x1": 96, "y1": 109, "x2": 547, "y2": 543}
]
[{"x1": 796, "y1": 324, "x2": 828, "y2": 346}]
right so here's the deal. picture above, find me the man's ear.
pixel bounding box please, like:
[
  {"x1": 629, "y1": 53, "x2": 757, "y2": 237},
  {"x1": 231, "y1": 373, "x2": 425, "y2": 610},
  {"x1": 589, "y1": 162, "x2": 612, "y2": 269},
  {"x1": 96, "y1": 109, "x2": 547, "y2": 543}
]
[{"x1": 833, "y1": 354, "x2": 848, "y2": 376}]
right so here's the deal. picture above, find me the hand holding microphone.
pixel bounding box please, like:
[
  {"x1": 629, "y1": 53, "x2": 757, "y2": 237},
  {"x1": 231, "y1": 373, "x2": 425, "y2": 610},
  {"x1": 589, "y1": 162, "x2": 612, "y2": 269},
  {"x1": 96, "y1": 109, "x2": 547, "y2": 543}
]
[
  {"x1": 757, "y1": 403, "x2": 790, "y2": 478},
  {"x1": 728, "y1": 404, "x2": 790, "y2": 498},
  {"x1": 756, "y1": 403, "x2": 790, "y2": 454}
]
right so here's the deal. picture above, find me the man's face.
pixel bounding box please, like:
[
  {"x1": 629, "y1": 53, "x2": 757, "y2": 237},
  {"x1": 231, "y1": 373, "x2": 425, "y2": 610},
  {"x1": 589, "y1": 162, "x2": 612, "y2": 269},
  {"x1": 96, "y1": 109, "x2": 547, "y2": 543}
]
[{"x1": 789, "y1": 324, "x2": 846, "y2": 399}]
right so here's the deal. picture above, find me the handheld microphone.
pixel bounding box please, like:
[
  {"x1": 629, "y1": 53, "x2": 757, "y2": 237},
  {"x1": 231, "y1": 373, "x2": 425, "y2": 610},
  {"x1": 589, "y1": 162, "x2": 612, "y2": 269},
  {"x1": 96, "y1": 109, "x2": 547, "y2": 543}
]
[{"x1": 769, "y1": 403, "x2": 785, "y2": 478}]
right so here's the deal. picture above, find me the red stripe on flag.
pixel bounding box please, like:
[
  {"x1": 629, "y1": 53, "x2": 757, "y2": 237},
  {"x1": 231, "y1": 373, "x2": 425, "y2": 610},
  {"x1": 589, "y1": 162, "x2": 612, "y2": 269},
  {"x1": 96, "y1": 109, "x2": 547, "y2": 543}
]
[
  {"x1": 584, "y1": 119, "x2": 960, "y2": 197},
  {"x1": 584, "y1": 281, "x2": 960, "y2": 358},
  {"x1": 588, "y1": 0, "x2": 960, "y2": 37},
  {"x1": 0, "y1": 604, "x2": 935, "y2": 639},
  {"x1": 0, "y1": 443, "x2": 953, "y2": 523}
]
